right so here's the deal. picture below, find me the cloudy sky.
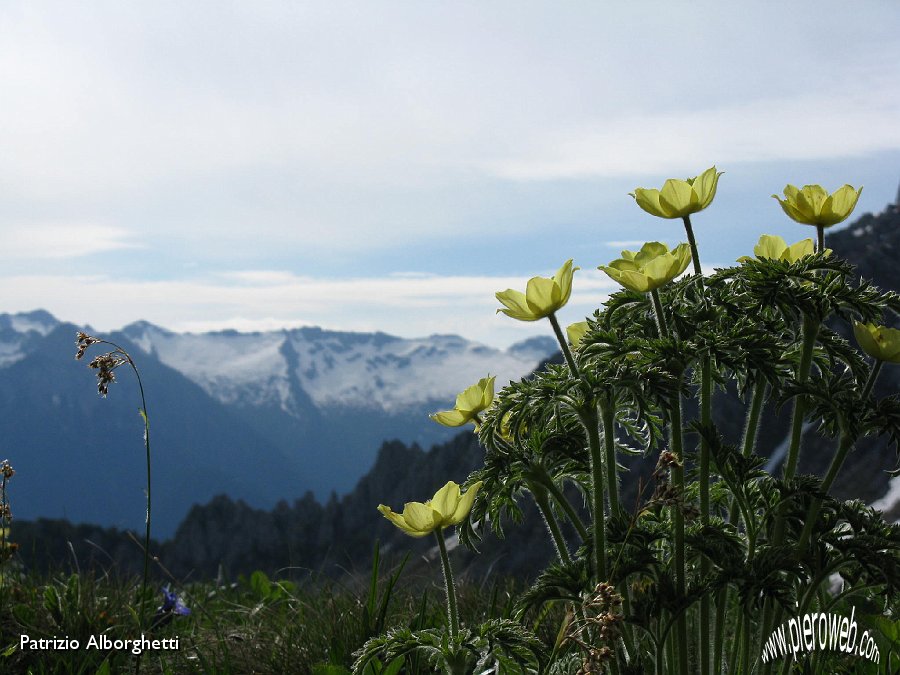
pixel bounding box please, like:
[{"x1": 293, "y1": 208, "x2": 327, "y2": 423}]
[{"x1": 1, "y1": 2, "x2": 899, "y2": 348}]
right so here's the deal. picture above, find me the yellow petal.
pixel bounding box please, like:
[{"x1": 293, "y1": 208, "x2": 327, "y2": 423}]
[
  {"x1": 633, "y1": 242, "x2": 670, "y2": 267},
  {"x1": 567, "y1": 321, "x2": 589, "y2": 349},
  {"x1": 692, "y1": 166, "x2": 722, "y2": 209},
  {"x1": 495, "y1": 289, "x2": 538, "y2": 321},
  {"x1": 798, "y1": 185, "x2": 828, "y2": 218},
  {"x1": 753, "y1": 234, "x2": 788, "y2": 260},
  {"x1": 479, "y1": 376, "x2": 496, "y2": 409},
  {"x1": 378, "y1": 504, "x2": 430, "y2": 537},
  {"x1": 783, "y1": 239, "x2": 815, "y2": 263},
  {"x1": 525, "y1": 276, "x2": 560, "y2": 318},
  {"x1": 456, "y1": 377, "x2": 491, "y2": 414},
  {"x1": 819, "y1": 185, "x2": 862, "y2": 226},
  {"x1": 659, "y1": 179, "x2": 695, "y2": 217},
  {"x1": 632, "y1": 188, "x2": 671, "y2": 218},
  {"x1": 641, "y1": 254, "x2": 677, "y2": 290},
  {"x1": 553, "y1": 259, "x2": 578, "y2": 307},
  {"x1": 773, "y1": 193, "x2": 813, "y2": 224},
  {"x1": 430, "y1": 409, "x2": 471, "y2": 427},
  {"x1": 401, "y1": 501, "x2": 439, "y2": 535},
  {"x1": 445, "y1": 481, "x2": 482, "y2": 526},
  {"x1": 616, "y1": 269, "x2": 653, "y2": 293},
  {"x1": 854, "y1": 321, "x2": 900, "y2": 363},
  {"x1": 431, "y1": 481, "x2": 461, "y2": 522}
]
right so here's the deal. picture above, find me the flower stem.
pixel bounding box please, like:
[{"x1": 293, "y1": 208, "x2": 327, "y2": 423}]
[
  {"x1": 435, "y1": 530, "x2": 459, "y2": 639},
  {"x1": 682, "y1": 215, "x2": 702, "y2": 275},
  {"x1": 536, "y1": 467, "x2": 589, "y2": 542},
  {"x1": 127, "y1": 358, "x2": 152, "y2": 633},
  {"x1": 698, "y1": 356, "x2": 712, "y2": 675},
  {"x1": 797, "y1": 361, "x2": 883, "y2": 552},
  {"x1": 548, "y1": 313, "x2": 579, "y2": 376},
  {"x1": 650, "y1": 290, "x2": 668, "y2": 338},
  {"x1": 529, "y1": 482, "x2": 571, "y2": 564},
  {"x1": 581, "y1": 408, "x2": 608, "y2": 582},
  {"x1": 782, "y1": 313, "x2": 819, "y2": 481},
  {"x1": 650, "y1": 289, "x2": 688, "y2": 673},
  {"x1": 601, "y1": 400, "x2": 620, "y2": 517},
  {"x1": 669, "y1": 394, "x2": 690, "y2": 675},
  {"x1": 816, "y1": 224, "x2": 825, "y2": 254}
]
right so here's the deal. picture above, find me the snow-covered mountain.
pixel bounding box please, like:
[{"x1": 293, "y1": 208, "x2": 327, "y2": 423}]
[
  {"x1": 118, "y1": 321, "x2": 555, "y2": 415},
  {"x1": 0, "y1": 310, "x2": 555, "y2": 535}
]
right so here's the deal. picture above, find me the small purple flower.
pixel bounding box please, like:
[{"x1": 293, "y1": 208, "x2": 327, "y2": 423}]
[
  {"x1": 152, "y1": 585, "x2": 190, "y2": 628},
  {"x1": 159, "y1": 585, "x2": 190, "y2": 615}
]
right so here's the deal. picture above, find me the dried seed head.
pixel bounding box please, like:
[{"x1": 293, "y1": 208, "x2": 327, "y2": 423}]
[
  {"x1": 75, "y1": 332, "x2": 101, "y2": 360},
  {"x1": 0, "y1": 460, "x2": 12, "y2": 479}
]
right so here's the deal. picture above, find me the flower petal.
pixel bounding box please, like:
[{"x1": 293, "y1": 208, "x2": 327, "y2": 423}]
[
  {"x1": 659, "y1": 179, "x2": 695, "y2": 217},
  {"x1": 430, "y1": 409, "x2": 470, "y2": 427},
  {"x1": 431, "y1": 481, "x2": 461, "y2": 522},
  {"x1": 632, "y1": 188, "x2": 672, "y2": 218},
  {"x1": 495, "y1": 289, "x2": 538, "y2": 321},
  {"x1": 401, "y1": 501, "x2": 439, "y2": 535},
  {"x1": 446, "y1": 481, "x2": 482, "y2": 526},
  {"x1": 753, "y1": 234, "x2": 788, "y2": 260},
  {"x1": 525, "y1": 276, "x2": 560, "y2": 318}
]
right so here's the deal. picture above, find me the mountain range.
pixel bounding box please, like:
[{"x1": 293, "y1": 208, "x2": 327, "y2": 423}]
[{"x1": 0, "y1": 312, "x2": 554, "y2": 536}]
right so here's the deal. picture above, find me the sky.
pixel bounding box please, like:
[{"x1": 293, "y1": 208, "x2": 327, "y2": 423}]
[{"x1": 1, "y1": 2, "x2": 899, "y2": 349}]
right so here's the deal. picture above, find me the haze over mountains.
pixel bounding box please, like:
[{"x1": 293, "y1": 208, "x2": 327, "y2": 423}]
[{"x1": 0, "y1": 313, "x2": 554, "y2": 536}]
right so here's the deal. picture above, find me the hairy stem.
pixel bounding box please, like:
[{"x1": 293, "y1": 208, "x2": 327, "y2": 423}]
[
  {"x1": 782, "y1": 313, "x2": 819, "y2": 481},
  {"x1": 682, "y1": 214, "x2": 702, "y2": 275},
  {"x1": 435, "y1": 530, "x2": 459, "y2": 638},
  {"x1": 548, "y1": 312, "x2": 579, "y2": 377},
  {"x1": 529, "y1": 481, "x2": 571, "y2": 564}
]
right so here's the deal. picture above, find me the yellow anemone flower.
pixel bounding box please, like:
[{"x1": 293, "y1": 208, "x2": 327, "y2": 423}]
[
  {"x1": 772, "y1": 184, "x2": 862, "y2": 228},
  {"x1": 631, "y1": 166, "x2": 723, "y2": 219},
  {"x1": 495, "y1": 260, "x2": 578, "y2": 322},
  {"x1": 566, "y1": 321, "x2": 589, "y2": 349},
  {"x1": 430, "y1": 376, "x2": 495, "y2": 428},
  {"x1": 377, "y1": 480, "x2": 483, "y2": 538},
  {"x1": 738, "y1": 234, "x2": 826, "y2": 264},
  {"x1": 599, "y1": 242, "x2": 692, "y2": 293},
  {"x1": 853, "y1": 322, "x2": 900, "y2": 364}
]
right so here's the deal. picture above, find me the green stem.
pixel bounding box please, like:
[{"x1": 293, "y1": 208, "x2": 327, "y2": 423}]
[
  {"x1": 128, "y1": 358, "x2": 152, "y2": 634},
  {"x1": 650, "y1": 289, "x2": 668, "y2": 338},
  {"x1": 742, "y1": 380, "x2": 767, "y2": 459},
  {"x1": 782, "y1": 313, "x2": 819, "y2": 481},
  {"x1": 538, "y1": 469, "x2": 589, "y2": 542},
  {"x1": 582, "y1": 408, "x2": 608, "y2": 582},
  {"x1": 548, "y1": 312, "x2": 579, "y2": 377},
  {"x1": 435, "y1": 530, "x2": 459, "y2": 638},
  {"x1": 649, "y1": 287, "x2": 688, "y2": 673},
  {"x1": 862, "y1": 359, "x2": 884, "y2": 400},
  {"x1": 601, "y1": 400, "x2": 620, "y2": 517},
  {"x1": 669, "y1": 394, "x2": 690, "y2": 675},
  {"x1": 682, "y1": 215, "x2": 702, "y2": 275},
  {"x1": 699, "y1": 357, "x2": 712, "y2": 675},
  {"x1": 816, "y1": 224, "x2": 825, "y2": 254},
  {"x1": 797, "y1": 431, "x2": 854, "y2": 553},
  {"x1": 529, "y1": 481, "x2": 571, "y2": 564}
]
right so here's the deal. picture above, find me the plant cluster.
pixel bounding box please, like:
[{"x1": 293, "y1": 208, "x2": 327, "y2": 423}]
[{"x1": 364, "y1": 170, "x2": 900, "y2": 673}]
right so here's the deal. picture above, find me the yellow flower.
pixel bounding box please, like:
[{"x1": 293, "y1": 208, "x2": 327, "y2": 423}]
[
  {"x1": 377, "y1": 480, "x2": 483, "y2": 538},
  {"x1": 772, "y1": 184, "x2": 862, "y2": 228},
  {"x1": 738, "y1": 234, "x2": 826, "y2": 264},
  {"x1": 495, "y1": 260, "x2": 578, "y2": 321},
  {"x1": 598, "y1": 242, "x2": 692, "y2": 293},
  {"x1": 566, "y1": 321, "x2": 589, "y2": 349},
  {"x1": 631, "y1": 166, "x2": 723, "y2": 219},
  {"x1": 853, "y1": 321, "x2": 900, "y2": 363},
  {"x1": 430, "y1": 376, "x2": 495, "y2": 427}
]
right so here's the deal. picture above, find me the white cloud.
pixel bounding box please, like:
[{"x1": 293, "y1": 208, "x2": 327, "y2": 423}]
[{"x1": 0, "y1": 224, "x2": 142, "y2": 259}]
